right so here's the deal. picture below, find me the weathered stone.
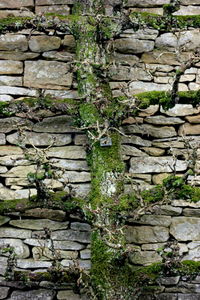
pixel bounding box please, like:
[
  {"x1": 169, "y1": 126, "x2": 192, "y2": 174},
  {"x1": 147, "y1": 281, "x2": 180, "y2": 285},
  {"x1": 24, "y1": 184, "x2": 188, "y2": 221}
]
[
  {"x1": 161, "y1": 104, "x2": 200, "y2": 116},
  {"x1": 36, "y1": 0, "x2": 74, "y2": 4},
  {"x1": 159, "y1": 276, "x2": 180, "y2": 286},
  {"x1": 172, "y1": 200, "x2": 200, "y2": 208},
  {"x1": 69, "y1": 184, "x2": 91, "y2": 198},
  {"x1": 111, "y1": 52, "x2": 139, "y2": 66},
  {"x1": 80, "y1": 249, "x2": 91, "y2": 259},
  {"x1": 47, "y1": 146, "x2": 86, "y2": 159},
  {"x1": 155, "y1": 33, "x2": 178, "y2": 50},
  {"x1": 0, "y1": 257, "x2": 8, "y2": 275},
  {"x1": 142, "y1": 50, "x2": 191, "y2": 65},
  {"x1": 0, "y1": 86, "x2": 39, "y2": 97},
  {"x1": 152, "y1": 140, "x2": 185, "y2": 148},
  {"x1": 185, "y1": 114, "x2": 200, "y2": 123},
  {"x1": 24, "y1": 239, "x2": 85, "y2": 250},
  {"x1": 178, "y1": 295, "x2": 200, "y2": 300},
  {"x1": 179, "y1": 123, "x2": 200, "y2": 136},
  {"x1": 178, "y1": 83, "x2": 189, "y2": 92},
  {"x1": 0, "y1": 216, "x2": 10, "y2": 227},
  {"x1": 32, "y1": 247, "x2": 78, "y2": 260},
  {"x1": 123, "y1": 124, "x2": 176, "y2": 138},
  {"x1": 0, "y1": 51, "x2": 39, "y2": 60},
  {"x1": 142, "y1": 243, "x2": 165, "y2": 251},
  {"x1": 29, "y1": 36, "x2": 61, "y2": 52},
  {"x1": 129, "y1": 7, "x2": 164, "y2": 15},
  {"x1": 129, "y1": 81, "x2": 171, "y2": 94},
  {"x1": 60, "y1": 171, "x2": 91, "y2": 183},
  {"x1": 0, "y1": 187, "x2": 36, "y2": 200},
  {"x1": 17, "y1": 259, "x2": 52, "y2": 269},
  {"x1": 188, "y1": 175, "x2": 200, "y2": 186},
  {"x1": 51, "y1": 230, "x2": 91, "y2": 243},
  {"x1": 0, "y1": 118, "x2": 33, "y2": 134},
  {"x1": 170, "y1": 217, "x2": 200, "y2": 241},
  {"x1": 0, "y1": 0, "x2": 33, "y2": 8},
  {"x1": 130, "y1": 157, "x2": 187, "y2": 173},
  {"x1": 10, "y1": 219, "x2": 69, "y2": 231},
  {"x1": 7, "y1": 132, "x2": 72, "y2": 146},
  {"x1": 0, "y1": 60, "x2": 23, "y2": 74},
  {"x1": 24, "y1": 60, "x2": 72, "y2": 89},
  {"x1": 183, "y1": 246, "x2": 200, "y2": 261},
  {"x1": 126, "y1": 225, "x2": 169, "y2": 243},
  {"x1": 0, "y1": 228, "x2": 31, "y2": 239},
  {"x1": 0, "y1": 239, "x2": 29, "y2": 258},
  {"x1": 0, "y1": 287, "x2": 9, "y2": 299},
  {"x1": 57, "y1": 290, "x2": 81, "y2": 300},
  {"x1": 141, "y1": 147, "x2": 165, "y2": 156},
  {"x1": 0, "y1": 155, "x2": 30, "y2": 166},
  {"x1": 125, "y1": 0, "x2": 170, "y2": 6},
  {"x1": 0, "y1": 34, "x2": 28, "y2": 51},
  {"x1": 74, "y1": 134, "x2": 88, "y2": 145},
  {"x1": 23, "y1": 208, "x2": 66, "y2": 221},
  {"x1": 0, "y1": 76, "x2": 22, "y2": 86},
  {"x1": 0, "y1": 95, "x2": 13, "y2": 101},
  {"x1": 114, "y1": 38, "x2": 154, "y2": 54},
  {"x1": 152, "y1": 173, "x2": 170, "y2": 184},
  {"x1": 122, "y1": 145, "x2": 148, "y2": 157},
  {"x1": 110, "y1": 66, "x2": 152, "y2": 81},
  {"x1": 180, "y1": 74, "x2": 195, "y2": 82},
  {"x1": 129, "y1": 215, "x2": 172, "y2": 227},
  {"x1": 122, "y1": 117, "x2": 143, "y2": 125},
  {"x1": 174, "y1": 5, "x2": 200, "y2": 15},
  {"x1": 36, "y1": 5, "x2": 70, "y2": 15},
  {"x1": 138, "y1": 105, "x2": 159, "y2": 117},
  {"x1": 0, "y1": 166, "x2": 7, "y2": 173},
  {"x1": 121, "y1": 135, "x2": 151, "y2": 147},
  {"x1": 42, "y1": 50, "x2": 74, "y2": 61},
  {"x1": 1, "y1": 165, "x2": 36, "y2": 178},
  {"x1": 63, "y1": 35, "x2": 76, "y2": 52},
  {"x1": 154, "y1": 76, "x2": 173, "y2": 84},
  {"x1": 127, "y1": 173, "x2": 151, "y2": 183},
  {"x1": 129, "y1": 251, "x2": 162, "y2": 265},
  {"x1": 71, "y1": 222, "x2": 91, "y2": 232},
  {"x1": 43, "y1": 89, "x2": 79, "y2": 99},
  {"x1": 78, "y1": 259, "x2": 91, "y2": 270},
  {"x1": 50, "y1": 159, "x2": 89, "y2": 171},
  {"x1": 183, "y1": 208, "x2": 200, "y2": 217},
  {"x1": 145, "y1": 116, "x2": 184, "y2": 125},
  {"x1": 33, "y1": 115, "x2": 79, "y2": 133},
  {"x1": 10, "y1": 290, "x2": 55, "y2": 300}
]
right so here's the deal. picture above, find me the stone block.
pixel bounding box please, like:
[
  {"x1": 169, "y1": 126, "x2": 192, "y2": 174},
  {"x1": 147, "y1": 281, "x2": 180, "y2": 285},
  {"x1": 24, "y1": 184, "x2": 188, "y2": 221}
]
[
  {"x1": 142, "y1": 50, "x2": 191, "y2": 65},
  {"x1": 0, "y1": 187, "x2": 36, "y2": 200},
  {"x1": 130, "y1": 157, "x2": 187, "y2": 173},
  {"x1": 23, "y1": 208, "x2": 66, "y2": 221},
  {"x1": 123, "y1": 124, "x2": 177, "y2": 138},
  {"x1": 0, "y1": 34, "x2": 28, "y2": 51},
  {"x1": 69, "y1": 183, "x2": 91, "y2": 198},
  {"x1": 125, "y1": 225, "x2": 169, "y2": 243},
  {"x1": 33, "y1": 115, "x2": 79, "y2": 133},
  {"x1": 10, "y1": 290, "x2": 55, "y2": 300},
  {"x1": 0, "y1": 51, "x2": 39, "y2": 61},
  {"x1": 57, "y1": 290, "x2": 81, "y2": 300},
  {"x1": 51, "y1": 230, "x2": 91, "y2": 243},
  {"x1": 7, "y1": 132, "x2": 72, "y2": 146},
  {"x1": 122, "y1": 145, "x2": 148, "y2": 157},
  {"x1": 17, "y1": 259, "x2": 52, "y2": 269},
  {"x1": 178, "y1": 123, "x2": 200, "y2": 136},
  {"x1": 174, "y1": 5, "x2": 200, "y2": 15},
  {"x1": 43, "y1": 89, "x2": 79, "y2": 99},
  {"x1": 129, "y1": 215, "x2": 172, "y2": 227},
  {"x1": 141, "y1": 147, "x2": 165, "y2": 156},
  {"x1": 129, "y1": 81, "x2": 171, "y2": 94},
  {"x1": 0, "y1": 0, "x2": 33, "y2": 8},
  {"x1": 185, "y1": 114, "x2": 200, "y2": 123},
  {"x1": 129, "y1": 7, "x2": 164, "y2": 15},
  {"x1": 0, "y1": 60, "x2": 23, "y2": 74},
  {"x1": 0, "y1": 228, "x2": 31, "y2": 239},
  {"x1": 0, "y1": 145, "x2": 23, "y2": 155},
  {"x1": 114, "y1": 38, "x2": 154, "y2": 54},
  {"x1": 124, "y1": 0, "x2": 170, "y2": 7},
  {"x1": 0, "y1": 95, "x2": 13, "y2": 101},
  {"x1": 50, "y1": 158, "x2": 89, "y2": 171},
  {"x1": 36, "y1": 5, "x2": 70, "y2": 15},
  {"x1": 70, "y1": 222, "x2": 91, "y2": 232},
  {"x1": 129, "y1": 251, "x2": 162, "y2": 265},
  {"x1": 0, "y1": 238, "x2": 29, "y2": 258},
  {"x1": 2, "y1": 165, "x2": 36, "y2": 178},
  {"x1": 32, "y1": 247, "x2": 78, "y2": 260},
  {"x1": 42, "y1": 50, "x2": 74, "y2": 61},
  {"x1": 24, "y1": 60, "x2": 72, "y2": 89},
  {"x1": 36, "y1": 0, "x2": 74, "y2": 4},
  {"x1": 145, "y1": 116, "x2": 184, "y2": 125},
  {"x1": 47, "y1": 146, "x2": 86, "y2": 159},
  {"x1": 61, "y1": 171, "x2": 91, "y2": 183},
  {"x1": 161, "y1": 104, "x2": 200, "y2": 116},
  {"x1": 170, "y1": 217, "x2": 200, "y2": 241},
  {"x1": 0, "y1": 86, "x2": 39, "y2": 97},
  {"x1": 0, "y1": 287, "x2": 10, "y2": 299},
  {"x1": 0, "y1": 257, "x2": 8, "y2": 276},
  {"x1": 121, "y1": 135, "x2": 151, "y2": 147},
  {"x1": 0, "y1": 76, "x2": 22, "y2": 86},
  {"x1": 63, "y1": 35, "x2": 76, "y2": 52},
  {"x1": 10, "y1": 219, "x2": 69, "y2": 231},
  {"x1": 24, "y1": 238, "x2": 85, "y2": 250},
  {"x1": 29, "y1": 36, "x2": 61, "y2": 52},
  {"x1": 80, "y1": 249, "x2": 91, "y2": 259}
]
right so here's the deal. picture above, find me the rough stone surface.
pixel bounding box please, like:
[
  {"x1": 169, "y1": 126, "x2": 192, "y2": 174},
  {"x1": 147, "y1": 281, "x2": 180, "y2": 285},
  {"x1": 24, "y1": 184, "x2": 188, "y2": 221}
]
[
  {"x1": 130, "y1": 157, "x2": 187, "y2": 173},
  {"x1": 32, "y1": 247, "x2": 78, "y2": 260},
  {"x1": 0, "y1": 76, "x2": 22, "y2": 86},
  {"x1": 123, "y1": 124, "x2": 177, "y2": 138},
  {"x1": 0, "y1": 60, "x2": 23, "y2": 74},
  {"x1": 0, "y1": 239, "x2": 29, "y2": 258},
  {"x1": 24, "y1": 239, "x2": 85, "y2": 250},
  {"x1": 0, "y1": 86, "x2": 39, "y2": 97},
  {"x1": 23, "y1": 208, "x2": 66, "y2": 221},
  {"x1": 129, "y1": 251, "x2": 162, "y2": 265},
  {"x1": 60, "y1": 171, "x2": 91, "y2": 183},
  {"x1": 125, "y1": 0, "x2": 170, "y2": 6},
  {"x1": 129, "y1": 215, "x2": 172, "y2": 227},
  {"x1": 0, "y1": 0, "x2": 33, "y2": 8},
  {"x1": 24, "y1": 60, "x2": 72, "y2": 89},
  {"x1": 126, "y1": 226, "x2": 169, "y2": 243},
  {"x1": 161, "y1": 104, "x2": 200, "y2": 116},
  {"x1": 47, "y1": 146, "x2": 86, "y2": 159},
  {"x1": 0, "y1": 118, "x2": 33, "y2": 134},
  {"x1": 129, "y1": 81, "x2": 171, "y2": 94},
  {"x1": 57, "y1": 290, "x2": 81, "y2": 300},
  {"x1": 145, "y1": 116, "x2": 184, "y2": 125},
  {"x1": 178, "y1": 123, "x2": 200, "y2": 136},
  {"x1": 0, "y1": 287, "x2": 9, "y2": 299},
  {"x1": 9, "y1": 219, "x2": 69, "y2": 231},
  {"x1": 141, "y1": 147, "x2": 165, "y2": 156},
  {"x1": 0, "y1": 34, "x2": 28, "y2": 51},
  {"x1": 51, "y1": 230, "x2": 91, "y2": 243},
  {"x1": 170, "y1": 217, "x2": 200, "y2": 241},
  {"x1": 10, "y1": 290, "x2": 55, "y2": 300},
  {"x1": 114, "y1": 38, "x2": 154, "y2": 54},
  {"x1": 122, "y1": 145, "x2": 148, "y2": 157},
  {"x1": 0, "y1": 228, "x2": 31, "y2": 239},
  {"x1": 29, "y1": 36, "x2": 61, "y2": 52},
  {"x1": 121, "y1": 135, "x2": 151, "y2": 147},
  {"x1": 7, "y1": 132, "x2": 72, "y2": 146},
  {"x1": 70, "y1": 222, "x2": 91, "y2": 232},
  {"x1": 33, "y1": 115, "x2": 79, "y2": 133},
  {"x1": 50, "y1": 159, "x2": 89, "y2": 171},
  {"x1": 0, "y1": 51, "x2": 39, "y2": 61},
  {"x1": 0, "y1": 216, "x2": 10, "y2": 226}
]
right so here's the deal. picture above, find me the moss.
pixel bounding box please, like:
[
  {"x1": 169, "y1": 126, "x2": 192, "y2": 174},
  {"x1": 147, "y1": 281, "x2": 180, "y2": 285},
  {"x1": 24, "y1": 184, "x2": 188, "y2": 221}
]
[
  {"x1": 0, "y1": 16, "x2": 31, "y2": 33},
  {"x1": 79, "y1": 102, "x2": 101, "y2": 127}
]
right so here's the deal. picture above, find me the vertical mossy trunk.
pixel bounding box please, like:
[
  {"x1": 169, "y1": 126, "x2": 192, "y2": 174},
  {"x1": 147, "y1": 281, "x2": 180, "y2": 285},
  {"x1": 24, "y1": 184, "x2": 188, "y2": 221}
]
[{"x1": 73, "y1": 0, "x2": 124, "y2": 206}]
